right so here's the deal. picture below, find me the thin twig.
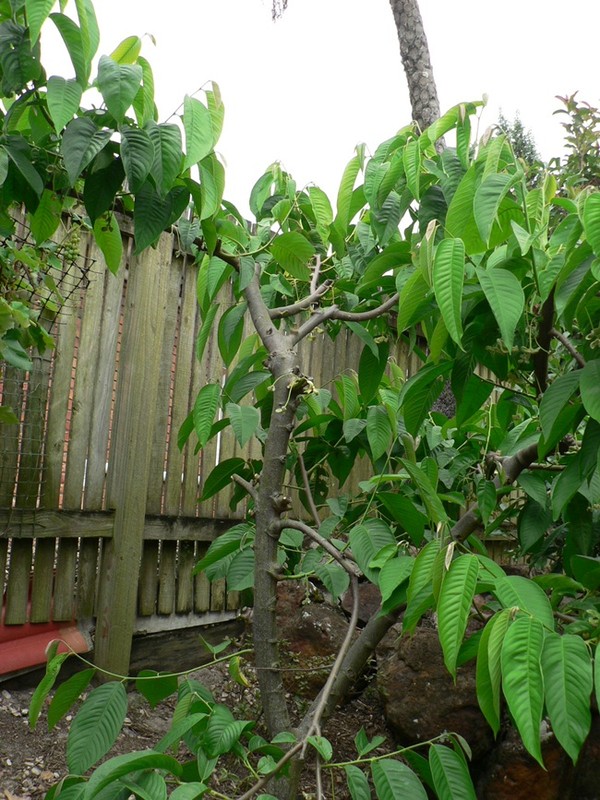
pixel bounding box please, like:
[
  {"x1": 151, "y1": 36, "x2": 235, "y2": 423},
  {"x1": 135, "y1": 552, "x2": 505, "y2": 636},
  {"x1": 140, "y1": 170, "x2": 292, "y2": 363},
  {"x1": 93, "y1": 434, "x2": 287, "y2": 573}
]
[
  {"x1": 310, "y1": 254, "x2": 322, "y2": 295},
  {"x1": 232, "y1": 473, "x2": 258, "y2": 501},
  {"x1": 292, "y1": 305, "x2": 339, "y2": 345},
  {"x1": 236, "y1": 742, "x2": 304, "y2": 800},
  {"x1": 333, "y1": 293, "x2": 399, "y2": 321},
  {"x1": 298, "y1": 451, "x2": 320, "y2": 528},
  {"x1": 275, "y1": 518, "x2": 361, "y2": 577},
  {"x1": 269, "y1": 280, "x2": 332, "y2": 319},
  {"x1": 550, "y1": 327, "x2": 586, "y2": 368}
]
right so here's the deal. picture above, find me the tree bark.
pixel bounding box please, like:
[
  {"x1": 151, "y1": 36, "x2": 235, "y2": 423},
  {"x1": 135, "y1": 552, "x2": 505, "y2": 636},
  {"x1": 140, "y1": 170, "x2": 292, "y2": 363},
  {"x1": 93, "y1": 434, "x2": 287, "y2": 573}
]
[{"x1": 388, "y1": 0, "x2": 440, "y2": 130}]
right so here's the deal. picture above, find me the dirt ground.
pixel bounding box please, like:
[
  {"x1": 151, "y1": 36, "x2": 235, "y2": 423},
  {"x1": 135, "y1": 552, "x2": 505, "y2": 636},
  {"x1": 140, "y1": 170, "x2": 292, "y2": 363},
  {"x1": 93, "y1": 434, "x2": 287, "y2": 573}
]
[{"x1": 0, "y1": 655, "x2": 389, "y2": 800}]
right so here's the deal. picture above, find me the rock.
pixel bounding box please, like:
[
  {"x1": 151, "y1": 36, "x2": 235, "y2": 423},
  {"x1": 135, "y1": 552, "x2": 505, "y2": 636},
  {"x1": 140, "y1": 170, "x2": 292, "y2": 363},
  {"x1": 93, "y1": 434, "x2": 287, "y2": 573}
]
[
  {"x1": 276, "y1": 581, "x2": 353, "y2": 698},
  {"x1": 377, "y1": 627, "x2": 493, "y2": 759},
  {"x1": 341, "y1": 582, "x2": 382, "y2": 624}
]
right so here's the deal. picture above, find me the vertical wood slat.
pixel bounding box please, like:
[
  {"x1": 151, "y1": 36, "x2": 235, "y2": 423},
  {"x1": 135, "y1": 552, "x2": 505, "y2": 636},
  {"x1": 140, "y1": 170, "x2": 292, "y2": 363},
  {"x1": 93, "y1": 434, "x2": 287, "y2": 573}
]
[
  {"x1": 82, "y1": 242, "x2": 126, "y2": 511},
  {"x1": 0, "y1": 367, "x2": 23, "y2": 507},
  {"x1": 15, "y1": 352, "x2": 52, "y2": 508},
  {"x1": 76, "y1": 538, "x2": 99, "y2": 618},
  {"x1": 210, "y1": 577, "x2": 226, "y2": 612},
  {"x1": 138, "y1": 541, "x2": 159, "y2": 616},
  {"x1": 4, "y1": 539, "x2": 32, "y2": 624},
  {"x1": 53, "y1": 538, "x2": 78, "y2": 621},
  {"x1": 146, "y1": 253, "x2": 182, "y2": 514},
  {"x1": 176, "y1": 540, "x2": 195, "y2": 613},
  {"x1": 62, "y1": 236, "x2": 106, "y2": 509},
  {"x1": 30, "y1": 538, "x2": 55, "y2": 622},
  {"x1": 0, "y1": 538, "x2": 8, "y2": 597},
  {"x1": 157, "y1": 540, "x2": 177, "y2": 615},
  {"x1": 95, "y1": 232, "x2": 172, "y2": 675},
  {"x1": 164, "y1": 259, "x2": 198, "y2": 516},
  {"x1": 194, "y1": 542, "x2": 211, "y2": 612}
]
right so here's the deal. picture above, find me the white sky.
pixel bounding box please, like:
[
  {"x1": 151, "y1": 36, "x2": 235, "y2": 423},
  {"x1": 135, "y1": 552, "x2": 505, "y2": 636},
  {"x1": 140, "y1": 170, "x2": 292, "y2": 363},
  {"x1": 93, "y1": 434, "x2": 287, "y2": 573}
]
[{"x1": 42, "y1": 0, "x2": 600, "y2": 215}]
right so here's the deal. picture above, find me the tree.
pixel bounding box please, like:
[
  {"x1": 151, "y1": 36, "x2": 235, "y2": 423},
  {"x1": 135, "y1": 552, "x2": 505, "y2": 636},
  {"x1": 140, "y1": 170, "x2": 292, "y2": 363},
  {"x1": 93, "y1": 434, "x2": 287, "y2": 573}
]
[
  {"x1": 6, "y1": 3, "x2": 600, "y2": 799},
  {"x1": 272, "y1": 0, "x2": 440, "y2": 130}
]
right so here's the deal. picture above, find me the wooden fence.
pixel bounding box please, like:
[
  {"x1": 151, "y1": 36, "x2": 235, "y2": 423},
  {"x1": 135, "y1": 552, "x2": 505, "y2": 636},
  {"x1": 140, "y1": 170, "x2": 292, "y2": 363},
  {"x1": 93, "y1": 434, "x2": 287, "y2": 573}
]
[{"x1": 0, "y1": 218, "x2": 430, "y2": 674}]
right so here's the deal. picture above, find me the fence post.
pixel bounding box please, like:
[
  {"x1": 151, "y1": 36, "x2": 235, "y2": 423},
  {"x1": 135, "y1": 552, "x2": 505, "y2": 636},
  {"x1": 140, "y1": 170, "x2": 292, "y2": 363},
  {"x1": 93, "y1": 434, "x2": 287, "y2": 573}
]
[{"x1": 94, "y1": 232, "x2": 173, "y2": 676}]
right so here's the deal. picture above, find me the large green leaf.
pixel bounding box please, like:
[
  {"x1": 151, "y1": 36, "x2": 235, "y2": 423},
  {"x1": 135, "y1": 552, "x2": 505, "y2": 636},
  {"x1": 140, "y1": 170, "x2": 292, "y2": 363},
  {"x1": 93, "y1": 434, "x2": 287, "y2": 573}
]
[
  {"x1": 500, "y1": 616, "x2": 545, "y2": 766},
  {"x1": 348, "y1": 519, "x2": 395, "y2": 582},
  {"x1": 46, "y1": 76, "x2": 82, "y2": 132},
  {"x1": 200, "y1": 458, "x2": 246, "y2": 501},
  {"x1": 97, "y1": 55, "x2": 142, "y2": 124},
  {"x1": 26, "y1": 0, "x2": 55, "y2": 45},
  {"x1": 30, "y1": 189, "x2": 61, "y2": 243},
  {"x1": 334, "y1": 154, "x2": 361, "y2": 234},
  {"x1": 378, "y1": 555, "x2": 414, "y2": 605},
  {"x1": 204, "y1": 705, "x2": 252, "y2": 757},
  {"x1": 198, "y1": 152, "x2": 225, "y2": 219},
  {"x1": 358, "y1": 341, "x2": 389, "y2": 403},
  {"x1": 344, "y1": 765, "x2": 370, "y2": 800},
  {"x1": 539, "y1": 371, "x2": 581, "y2": 439},
  {"x1": 183, "y1": 95, "x2": 213, "y2": 169},
  {"x1": 474, "y1": 173, "x2": 516, "y2": 245},
  {"x1": 192, "y1": 384, "x2": 221, "y2": 449},
  {"x1": 445, "y1": 165, "x2": 485, "y2": 254},
  {"x1": 400, "y1": 361, "x2": 451, "y2": 436},
  {"x1": 120, "y1": 127, "x2": 155, "y2": 193},
  {"x1": 83, "y1": 750, "x2": 182, "y2": 800},
  {"x1": 67, "y1": 682, "x2": 128, "y2": 774},
  {"x1": 93, "y1": 211, "x2": 123, "y2": 275},
  {"x1": 476, "y1": 266, "x2": 524, "y2": 351},
  {"x1": 493, "y1": 575, "x2": 554, "y2": 630},
  {"x1": 47, "y1": 668, "x2": 95, "y2": 730},
  {"x1": 5, "y1": 143, "x2": 43, "y2": 196},
  {"x1": 225, "y1": 403, "x2": 260, "y2": 448},
  {"x1": 580, "y1": 359, "x2": 600, "y2": 423},
  {"x1": 62, "y1": 117, "x2": 112, "y2": 185},
  {"x1": 135, "y1": 671, "x2": 178, "y2": 709},
  {"x1": 582, "y1": 192, "x2": 600, "y2": 256},
  {"x1": 437, "y1": 554, "x2": 480, "y2": 677},
  {"x1": 226, "y1": 547, "x2": 255, "y2": 591},
  {"x1": 366, "y1": 405, "x2": 392, "y2": 462},
  {"x1": 407, "y1": 538, "x2": 441, "y2": 604},
  {"x1": 133, "y1": 183, "x2": 189, "y2": 253},
  {"x1": 429, "y1": 744, "x2": 476, "y2": 800},
  {"x1": 49, "y1": 13, "x2": 89, "y2": 86},
  {"x1": 541, "y1": 632, "x2": 593, "y2": 763},
  {"x1": 399, "y1": 459, "x2": 448, "y2": 525},
  {"x1": 28, "y1": 649, "x2": 70, "y2": 729},
  {"x1": 432, "y1": 238, "x2": 465, "y2": 345},
  {"x1": 476, "y1": 609, "x2": 511, "y2": 735},
  {"x1": 109, "y1": 35, "x2": 142, "y2": 64},
  {"x1": 270, "y1": 232, "x2": 315, "y2": 281},
  {"x1": 371, "y1": 759, "x2": 427, "y2": 800},
  {"x1": 403, "y1": 139, "x2": 421, "y2": 200}
]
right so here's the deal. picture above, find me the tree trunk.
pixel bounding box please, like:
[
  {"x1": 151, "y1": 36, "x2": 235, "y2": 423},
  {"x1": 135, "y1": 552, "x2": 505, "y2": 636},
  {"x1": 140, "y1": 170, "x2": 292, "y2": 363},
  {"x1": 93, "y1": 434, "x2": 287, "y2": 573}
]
[{"x1": 388, "y1": 0, "x2": 440, "y2": 130}]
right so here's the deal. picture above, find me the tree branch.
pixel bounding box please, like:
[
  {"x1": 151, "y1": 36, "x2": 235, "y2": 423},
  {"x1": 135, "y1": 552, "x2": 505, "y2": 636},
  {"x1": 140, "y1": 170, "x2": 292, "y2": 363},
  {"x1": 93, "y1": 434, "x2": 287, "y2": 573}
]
[
  {"x1": 550, "y1": 327, "x2": 586, "y2": 368},
  {"x1": 274, "y1": 518, "x2": 361, "y2": 578},
  {"x1": 292, "y1": 305, "x2": 339, "y2": 345},
  {"x1": 533, "y1": 292, "x2": 554, "y2": 395},
  {"x1": 298, "y1": 451, "x2": 321, "y2": 528},
  {"x1": 232, "y1": 473, "x2": 258, "y2": 501},
  {"x1": 333, "y1": 293, "x2": 399, "y2": 322},
  {"x1": 269, "y1": 280, "x2": 333, "y2": 319}
]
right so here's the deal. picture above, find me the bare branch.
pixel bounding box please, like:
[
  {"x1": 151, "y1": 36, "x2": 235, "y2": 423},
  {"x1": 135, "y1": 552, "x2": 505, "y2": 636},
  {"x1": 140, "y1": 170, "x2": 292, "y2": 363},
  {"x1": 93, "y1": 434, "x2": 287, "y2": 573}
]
[
  {"x1": 533, "y1": 292, "x2": 554, "y2": 395},
  {"x1": 292, "y1": 305, "x2": 339, "y2": 345},
  {"x1": 298, "y1": 451, "x2": 320, "y2": 528},
  {"x1": 310, "y1": 254, "x2": 322, "y2": 295},
  {"x1": 232, "y1": 473, "x2": 258, "y2": 501},
  {"x1": 269, "y1": 280, "x2": 333, "y2": 320},
  {"x1": 333, "y1": 293, "x2": 399, "y2": 322},
  {"x1": 550, "y1": 327, "x2": 586, "y2": 368},
  {"x1": 274, "y1": 518, "x2": 361, "y2": 578}
]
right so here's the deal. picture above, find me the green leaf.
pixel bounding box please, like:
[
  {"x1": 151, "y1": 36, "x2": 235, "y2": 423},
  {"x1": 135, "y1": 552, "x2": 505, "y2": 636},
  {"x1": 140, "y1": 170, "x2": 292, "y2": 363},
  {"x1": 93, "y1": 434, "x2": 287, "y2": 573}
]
[
  {"x1": 93, "y1": 212, "x2": 122, "y2": 275},
  {"x1": 62, "y1": 117, "x2": 112, "y2": 186},
  {"x1": 120, "y1": 127, "x2": 155, "y2": 193},
  {"x1": 476, "y1": 609, "x2": 511, "y2": 735},
  {"x1": 46, "y1": 76, "x2": 82, "y2": 132},
  {"x1": 366, "y1": 405, "x2": 392, "y2": 462},
  {"x1": 334, "y1": 154, "x2": 361, "y2": 234},
  {"x1": 83, "y1": 751, "x2": 182, "y2": 799},
  {"x1": 5, "y1": 143, "x2": 43, "y2": 196},
  {"x1": 433, "y1": 238, "x2": 465, "y2": 345},
  {"x1": 580, "y1": 359, "x2": 600, "y2": 422},
  {"x1": 476, "y1": 266, "x2": 524, "y2": 351},
  {"x1": 226, "y1": 548, "x2": 255, "y2": 591},
  {"x1": 183, "y1": 95, "x2": 213, "y2": 169},
  {"x1": 348, "y1": 519, "x2": 395, "y2": 582},
  {"x1": 200, "y1": 458, "x2": 246, "y2": 501},
  {"x1": 309, "y1": 185, "x2": 333, "y2": 242},
  {"x1": 437, "y1": 554, "x2": 480, "y2": 677},
  {"x1": 518, "y1": 500, "x2": 551, "y2": 552},
  {"x1": 371, "y1": 758, "x2": 427, "y2": 800},
  {"x1": 26, "y1": 0, "x2": 55, "y2": 45},
  {"x1": 307, "y1": 735, "x2": 333, "y2": 762},
  {"x1": 399, "y1": 459, "x2": 448, "y2": 525},
  {"x1": 501, "y1": 615, "x2": 545, "y2": 766},
  {"x1": 314, "y1": 562, "x2": 350, "y2": 601},
  {"x1": 49, "y1": 13, "x2": 89, "y2": 86},
  {"x1": 225, "y1": 403, "x2": 260, "y2": 448},
  {"x1": 198, "y1": 152, "x2": 225, "y2": 219},
  {"x1": 218, "y1": 303, "x2": 246, "y2": 367},
  {"x1": 270, "y1": 232, "x2": 315, "y2": 281},
  {"x1": 204, "y1": 706, "x2": 252, "y2": 757},
  {"x1": 97, "y1": 55, "x2": 142, "y2": 124},
  {"x1": 135, "y1": 671, "x2": 178, "y2": 708},
  {"x1": 30, "y1": 189, "x2": 61, "y2": 244},
  {"x1": 67, "y1": 682, "x2": 128, "y2": 774},
  {"x1": 133, "y1": 183, "x2": 189, "y2": 254},
  {"x1": 170, "y1": 784, "x2": 207, "y2": 800},
  {"x1": 493, "y1": 575, "x2": 554, "y2": 630},
  {"x1": 358, "y1": 341, "x2": 389, "y2": 403},
  {"x1": 28, "y1": 651, "x2": 70, "y2": 729},
  {"x1": 474, "y1": 173, "x2": 516, "y2": 246},
  {"x1": 539, "y1": 371, "x2": 581, "y2": 439},
  {"x1": 192, "y1": 384, "x2": 221, "y2": 449},
  {"x1": 109, "y1": 35, "x2": 142, "y2": 64},
  {"x1": 476, "y1": 480, "x2": 496, "y2": 525},
  {"x1": 582, "y1": 192, "x2": 600, "y2": 256},
  {"x1": 378, "y1": 556, "x2": 414, "y2": 605},
  {"x1": 429, "y1": 744, "x2": 476, "y2": 800},
  {"x1": 344, "y1": 765, "x2": 371, "y2": 800},
  {"x1": 541, "y1": 633, "x2": 593, "y2": 763},
  {"x1": 48, "y1": 668, "x2": 95, "y2": 730},
  {"x1": 144, "y1": 121, "x2": 182, "y2": 197},
  {"x1": 403, "y1": 139, "x2": 421, "y2": 200},
  {"x1": 196, "y1": 304, "x2": 220, "y2": 364}
]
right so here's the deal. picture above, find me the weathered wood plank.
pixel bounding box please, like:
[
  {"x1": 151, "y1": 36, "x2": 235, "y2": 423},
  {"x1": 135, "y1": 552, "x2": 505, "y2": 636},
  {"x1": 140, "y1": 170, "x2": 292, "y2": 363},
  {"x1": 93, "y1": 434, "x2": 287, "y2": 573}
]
[
  {"x1": 138, "y1": 541, "x2": 159, "y2": 616},
  {"x1": 15, "y1": 352, "x2": 52, "y2": 509},
  {"x1": 175, "y1": 540, "x2": 195, "y2": 613},
  {"x1": 157, "y1": 540, "x2": 177, "y2": 615},
  {"x1": 76, "y1": 538, "x2": 100, "y2": 618},
  {"x1": 53, "y1": 538, "x2": 78, "y2": 621},
  {"x1": 30, "y1": 538, "x2": 55, "y2": 622},
  {"x1": 4, "y1": 539, "x2": 32, "y2": 624},
  {"x1": 95, "y1": 232, "x2": 173, "y2": 675},
  {"x1": 194, "y1": 542, "x2": 211, "y2": 612},
  {"x1": 82, "y1": 240, "x2": 126, "y2": 510},
  {"x1": 0, "y1": 367, "x2": 24, "y2": 508},
  {"x1": 210, "y1": 577, "x2": 226, "y2": 612}
]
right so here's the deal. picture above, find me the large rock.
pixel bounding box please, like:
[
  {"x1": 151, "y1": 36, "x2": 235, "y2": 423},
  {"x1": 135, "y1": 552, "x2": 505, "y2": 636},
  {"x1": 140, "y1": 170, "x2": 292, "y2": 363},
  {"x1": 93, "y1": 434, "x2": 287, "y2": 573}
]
[{"x1": 377, "y1": 626, "x2": 493, "y2": 759}]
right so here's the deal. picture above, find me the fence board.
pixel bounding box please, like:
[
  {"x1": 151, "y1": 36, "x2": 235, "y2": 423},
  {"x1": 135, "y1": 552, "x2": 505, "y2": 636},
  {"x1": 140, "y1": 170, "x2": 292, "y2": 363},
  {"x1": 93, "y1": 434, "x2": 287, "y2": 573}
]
[
  {"x1": 176, "y1": 540, "x2": 195, "y2": 614},
  {"x1": 76, "y1": 538, "x2": 100, "y2": 618},
  {"x1": 4, "y1": 539, "x2": 32, "y2": 624},
  {"x1": 53, "y1": 538, "x2": 78, "y2": 621},
  {"x1": 157, "y1": 540, "x2": 177, "y2": 615},
  {"x1": 210, "y1": 577, "x2": 226, "y2": 612},
  {"x1": 194, "y1": 542, "x2": 211, "y2": 612},
  {"x1": 30, "y1": 538, "x2": 55, "y2": 622},
  {"x1": 138, "y1": 541, "x2": 159, "y2": 616},
  {"x1": 15, "y1": 352, "x2": 52, "y2": 509},
  {"x1": 0, "y1": 367, "x2": 22, "y2": 507}
]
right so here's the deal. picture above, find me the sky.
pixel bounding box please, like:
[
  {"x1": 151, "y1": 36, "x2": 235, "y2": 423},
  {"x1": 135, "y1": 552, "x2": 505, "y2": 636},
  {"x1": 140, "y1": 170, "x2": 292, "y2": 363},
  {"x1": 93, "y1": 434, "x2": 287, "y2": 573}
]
[{"x1": 41, "y1": 0, "x2": 600, "y2": 215}]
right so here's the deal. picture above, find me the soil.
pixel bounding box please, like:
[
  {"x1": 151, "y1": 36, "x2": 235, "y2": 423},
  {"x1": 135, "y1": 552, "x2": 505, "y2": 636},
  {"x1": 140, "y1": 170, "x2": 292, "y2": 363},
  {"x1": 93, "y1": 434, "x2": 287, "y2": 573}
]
[{"x1": 0, "y1": 650, "x2": 390, "y2": 800}]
